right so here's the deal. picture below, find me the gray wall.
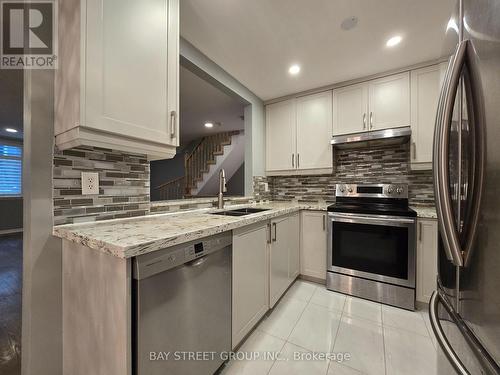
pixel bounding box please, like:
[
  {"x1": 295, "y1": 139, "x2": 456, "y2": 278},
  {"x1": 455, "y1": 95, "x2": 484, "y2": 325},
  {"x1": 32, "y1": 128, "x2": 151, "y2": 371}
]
[
  {"x1": 22, "y1": 70, "x2": 62, "y2": 375},
  {"x1": 0, "y1": 198, "x2": 23, "y2": 231},
  {"x1": 226, "y1": 163, "x2": 245, "y2": 196},
  {"x1": 179, "y1": 38, "x2": 265, "y2": 196}
]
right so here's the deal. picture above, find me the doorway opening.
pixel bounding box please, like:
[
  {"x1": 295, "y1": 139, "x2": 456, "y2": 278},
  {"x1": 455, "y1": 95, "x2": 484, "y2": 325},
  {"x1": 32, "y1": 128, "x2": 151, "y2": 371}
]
[
  {"x1": 0, "y1": 69, "x2": 23, "y2": 375},
  {"x1": 150, "y1": 63, "x2": 248, "y2": 201}
]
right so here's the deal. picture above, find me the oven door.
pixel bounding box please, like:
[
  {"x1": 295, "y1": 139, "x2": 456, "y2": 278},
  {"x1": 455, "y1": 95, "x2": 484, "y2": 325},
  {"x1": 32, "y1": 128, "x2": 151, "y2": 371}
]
[{"x1": 327, "y1": 212, "x2": 416, "y2": 288}]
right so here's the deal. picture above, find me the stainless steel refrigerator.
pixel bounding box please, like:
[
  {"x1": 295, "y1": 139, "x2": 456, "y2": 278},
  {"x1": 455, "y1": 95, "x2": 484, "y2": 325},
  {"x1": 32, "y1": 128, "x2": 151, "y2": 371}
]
[{"x1": 431, "y1": 0, "x2": 500, "y2": 373}]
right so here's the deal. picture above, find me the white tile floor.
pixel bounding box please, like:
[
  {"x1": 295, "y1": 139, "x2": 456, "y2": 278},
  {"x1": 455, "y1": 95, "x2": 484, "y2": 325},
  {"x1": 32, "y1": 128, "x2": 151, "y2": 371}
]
[{"x1": 222, "y1": 279, "x2": 454, "y2": 375}]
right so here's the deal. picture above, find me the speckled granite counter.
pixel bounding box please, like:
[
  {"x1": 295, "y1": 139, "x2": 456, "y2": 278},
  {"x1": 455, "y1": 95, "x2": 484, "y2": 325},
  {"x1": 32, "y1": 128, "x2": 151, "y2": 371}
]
[
  {"x1": 53, "y1": 201, "x2": 328, "y2": 259},
  {"x1": 411, "y1": 206, "x2": 437, "y2": 219}
]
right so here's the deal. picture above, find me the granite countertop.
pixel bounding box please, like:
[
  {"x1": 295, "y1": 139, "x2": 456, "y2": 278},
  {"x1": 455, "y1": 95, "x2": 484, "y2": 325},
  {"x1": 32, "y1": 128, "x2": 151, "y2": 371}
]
[
  {"x1": 411, "y1": 205, "x2": 437, "y2": 219},
  {"x1": 53, "y1": 201, "x2": 328, "y2": 259}
]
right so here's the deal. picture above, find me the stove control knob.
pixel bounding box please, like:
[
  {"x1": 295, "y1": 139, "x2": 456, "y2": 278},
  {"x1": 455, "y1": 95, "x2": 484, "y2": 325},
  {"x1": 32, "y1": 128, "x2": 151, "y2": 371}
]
[
  {"x1": 339, "y1": 185, "x2": 345, "y2": 193},
  {"x1": 396, "y1": 187, "x2": 403, "y2": 194},
  {"x1": 387, "y1": 187, "x2": 394, "y2": 194},
  {"x1": 347, "y1": 186, "x2": 353, "y2": 193}
]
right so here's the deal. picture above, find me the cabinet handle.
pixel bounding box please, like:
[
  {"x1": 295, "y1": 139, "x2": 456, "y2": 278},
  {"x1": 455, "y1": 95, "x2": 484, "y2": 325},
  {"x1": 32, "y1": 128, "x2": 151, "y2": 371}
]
[
  {"x1": 272, "y1": 223, "x2": 277, "y2": 242},
  {"x1": 363, "y1": 113, "x2": 366, "y2": 130},
  {"x1": 412, "y1": 142, "x2": 417, "y2": 160},
  {"x1": 323, "y1": 215, "x2": 326, "y2": 231},
  {"x1": 267, "y1": 223, "x2": 272, "y2": 244},
  {"x1": 419, "y1": 222, "x2": 422, "y2": 242},
  {"x1": 170, "y1": 111, "x2": 177, "y2": 138},
  {"x1": 297, "y1": 153, "x2": 300, "y2": 168},
  {"x1": 369, "y1": 111, "x2": 373, "y2": 129},
  {"x1": 292, "y1": 154, "x2": 295, "y2": 168}
]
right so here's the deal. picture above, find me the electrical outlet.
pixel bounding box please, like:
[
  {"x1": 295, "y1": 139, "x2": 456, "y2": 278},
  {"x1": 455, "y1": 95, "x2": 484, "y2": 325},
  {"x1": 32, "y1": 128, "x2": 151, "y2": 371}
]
[
  {"x1": 263, "y1": 182, "x2": 269, "y2": 192},
  {"x1": 81, "y1": 172, "x2": 99, "y2": 195}
]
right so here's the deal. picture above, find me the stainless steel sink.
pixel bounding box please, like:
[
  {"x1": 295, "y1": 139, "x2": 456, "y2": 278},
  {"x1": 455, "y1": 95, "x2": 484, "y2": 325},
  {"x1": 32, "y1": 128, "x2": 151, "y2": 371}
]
[
  {"x1": 210, "y1": 211, "x2": 248, "y2": 217},
  {"x1": 209, "y1": 207, "x2": 270, "y2": 217}
]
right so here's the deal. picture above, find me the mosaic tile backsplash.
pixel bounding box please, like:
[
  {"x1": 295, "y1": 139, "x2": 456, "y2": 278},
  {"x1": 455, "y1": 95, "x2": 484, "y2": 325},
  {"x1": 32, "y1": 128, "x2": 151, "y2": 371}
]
[
  {"x1": 53, "y1": 146, "x2": 150, "y2": 225},
  {"x1": 254, "y1": 143, "x2": 435, "y2": 205}
]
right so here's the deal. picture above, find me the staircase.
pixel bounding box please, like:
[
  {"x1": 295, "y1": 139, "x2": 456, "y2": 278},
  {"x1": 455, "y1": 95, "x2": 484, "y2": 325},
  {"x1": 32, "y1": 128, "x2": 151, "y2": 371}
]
[{"x1": 155, "y1": 131, "x2": 243, "y2": 200}]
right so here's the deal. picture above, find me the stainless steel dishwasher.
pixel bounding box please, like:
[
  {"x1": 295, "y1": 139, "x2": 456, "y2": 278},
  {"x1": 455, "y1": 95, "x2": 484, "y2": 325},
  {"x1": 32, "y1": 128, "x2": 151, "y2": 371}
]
[{"x1": 133, "y1": 232, "x2": 232, "y2": 375}]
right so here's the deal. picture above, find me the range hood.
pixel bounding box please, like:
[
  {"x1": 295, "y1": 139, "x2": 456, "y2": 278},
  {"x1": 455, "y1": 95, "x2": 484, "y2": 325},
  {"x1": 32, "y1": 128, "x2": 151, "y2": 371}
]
[{"x1": 330, "y1": 126, "x2": 411, "y2": 149}]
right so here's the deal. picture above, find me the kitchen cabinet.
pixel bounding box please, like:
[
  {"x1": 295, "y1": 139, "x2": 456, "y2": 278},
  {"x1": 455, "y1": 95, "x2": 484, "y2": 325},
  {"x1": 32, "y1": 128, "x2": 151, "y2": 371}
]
[
  {"x1": 56, "y1": 0, "x2": 179, "y2": 160},
  {"x1": 332, "y1": 72, "x2": 410, "y2": 135},
  {"x1": 416, "y1": 218, "x2": 438, "y2": 304},
  {"x1": 300, "y1": 211, "x2": 327, "y2": 281},
  {"x1": 296, "y1": 91, "x2": 333, "y2": 170},
  {"x1": 333, "y1": 83, "x2": 368, "y2": 135},
  {"x1": 266, "y1": 92, "x2": 333, "y2": 175},
  {"x1": 269, "y1": 213, "x2": 300, "y2": 307},
  {"x1": 368, "y1": 72, "x2": 410, "y2": 130},
  {"x1": 410, "y1": 64, "x2": 446, "y2": 170},
  {"x1": 265, "y1": 99, "x2": 296, "y2": 172},
  {"x1": 232, "y1": 222, "x2": 269, "y2": 348}
]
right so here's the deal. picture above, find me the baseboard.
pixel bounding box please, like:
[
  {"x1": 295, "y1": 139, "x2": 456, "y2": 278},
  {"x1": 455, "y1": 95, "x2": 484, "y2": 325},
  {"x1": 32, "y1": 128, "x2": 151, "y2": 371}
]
[
  {"x1": 0, "y1": 228, "x2": 23, "y2": 236},
  {"x1": 299, "y1": 274, "x2": 326, "y2": 285}
]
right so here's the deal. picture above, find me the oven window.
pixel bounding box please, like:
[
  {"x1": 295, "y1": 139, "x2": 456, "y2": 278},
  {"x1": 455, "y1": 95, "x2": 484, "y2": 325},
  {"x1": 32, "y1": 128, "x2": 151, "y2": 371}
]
[{"x1": 332, "y1": 222, "x2": 409, "y2": 280}]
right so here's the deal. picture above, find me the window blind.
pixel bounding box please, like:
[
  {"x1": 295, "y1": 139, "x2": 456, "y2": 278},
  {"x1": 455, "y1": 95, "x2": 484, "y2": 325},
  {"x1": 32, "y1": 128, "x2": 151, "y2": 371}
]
[{"x1": 0, "y1": 143, "x2": 22, "y2": 196}]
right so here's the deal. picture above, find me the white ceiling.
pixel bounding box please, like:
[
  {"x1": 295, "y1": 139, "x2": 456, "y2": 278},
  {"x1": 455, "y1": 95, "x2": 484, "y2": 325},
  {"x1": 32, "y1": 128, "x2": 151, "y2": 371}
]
[
  {"x1": 180, "y1": 0, "x2": 455, "y2": 100},
  {"x1": 180, "y1": 65, "x2": 245, "y2": 145}
]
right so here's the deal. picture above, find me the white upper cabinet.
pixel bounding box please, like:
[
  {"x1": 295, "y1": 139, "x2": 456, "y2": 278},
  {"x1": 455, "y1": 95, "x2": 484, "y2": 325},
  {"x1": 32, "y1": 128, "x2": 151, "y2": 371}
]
[
  {"x1": 265, "y1": 99, "x2": 296, "y2": 172},
  {"x1": 55, "y1": 0, "x2": 179, "y2": 160},
  {"x1": 333, "y1": 83, "x2": 368, "y2": 135},
  {"x1": 266, "y1": 91, "x2": 332, "y2": 175},
  {"x1": 296, "y1": 91, "x2": 333, "y2": 170},
  {"x1": 332, "y1": 72, "x2": 410, "y2": 136},
  {"x1": 368, "y1": 72, "x2": 410, "y2": 131},
  {"x1": 410, "y1": 64, "x2": 446, "y2": 169}
]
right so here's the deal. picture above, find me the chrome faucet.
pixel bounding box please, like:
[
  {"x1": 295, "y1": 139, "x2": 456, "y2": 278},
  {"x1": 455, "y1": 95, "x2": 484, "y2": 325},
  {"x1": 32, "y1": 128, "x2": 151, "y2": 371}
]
[{"x1": 218, "y1": 169, "x2": 227, "y2": 209}]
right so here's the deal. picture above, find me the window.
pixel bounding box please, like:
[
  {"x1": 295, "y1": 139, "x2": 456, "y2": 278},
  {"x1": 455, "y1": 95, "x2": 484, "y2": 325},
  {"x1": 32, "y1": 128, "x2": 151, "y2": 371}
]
[{"x1": 0, "y1": 143, "x2": 22, "y2": 196}]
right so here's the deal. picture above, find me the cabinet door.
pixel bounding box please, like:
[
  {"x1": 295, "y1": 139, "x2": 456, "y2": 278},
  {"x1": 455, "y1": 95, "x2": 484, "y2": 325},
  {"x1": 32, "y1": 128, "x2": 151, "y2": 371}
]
[
  {"x1": 232, "y1": 223, "x2": 269, "y2": 347},
  {"x1": 368, "y1": 72, "x2": 410, "y2": 130},
  {"x1": 416, "y1": 219, "x2": 438, "y2": 303},
  {"x1": 333, "y1": 83, "x2": 368, "y2": 135},
  {"x1": 410, "y1": 65, "x2": 444, "y2": 169},
  {"x1": 296, "y1": 91, "x2": 333, "y2": 170},
  {"x1": 300, "y1": 211, "x2": 327, "y2": 281},
  {"x1": 85, "y1": 0, "x2": 178, "y2": 146},
  {"x1": 287, "y1": 213, "x2": 300, "y2": 281},
  {"x1": 266, "y1": 100, "x2": 296, "y2": 172},
  {"x1": 269, "y1": 216, "x2": 291, "y2": 307}
]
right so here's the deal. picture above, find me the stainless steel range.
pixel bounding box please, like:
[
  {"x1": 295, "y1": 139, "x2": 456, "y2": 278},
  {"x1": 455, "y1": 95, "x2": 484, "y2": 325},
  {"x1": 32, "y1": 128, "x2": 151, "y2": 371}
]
[{"x1": 327, "y1": 184, "x2": 417, "y2": 310}]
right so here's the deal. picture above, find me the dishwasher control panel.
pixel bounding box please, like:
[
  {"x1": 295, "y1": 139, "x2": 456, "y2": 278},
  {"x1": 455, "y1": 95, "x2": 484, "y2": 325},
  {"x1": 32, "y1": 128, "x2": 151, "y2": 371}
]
[{"x1": 133, "y1": 232, "x2": 232, "y2": 280}]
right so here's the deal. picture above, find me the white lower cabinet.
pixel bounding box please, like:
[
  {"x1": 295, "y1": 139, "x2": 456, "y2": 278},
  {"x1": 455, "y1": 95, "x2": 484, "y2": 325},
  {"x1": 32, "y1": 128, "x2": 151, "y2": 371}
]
[
  {"x1": 300, "y1": 211, "x2": 327, "y2": 281},
  {"x1": 269, "y1": 213, "x2": 300, "y2": 308},
  {"x1": 416, "y1": 218, "x2": 438, "y2": 304},
  {"x1": 232, "y1": 222, "x2": 269, "y2": 348}
]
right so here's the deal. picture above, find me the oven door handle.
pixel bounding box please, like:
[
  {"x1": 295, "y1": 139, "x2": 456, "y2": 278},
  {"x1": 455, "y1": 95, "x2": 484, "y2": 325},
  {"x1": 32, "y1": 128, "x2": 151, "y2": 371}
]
[{"x1": 329, "y1": 212, "x2": 415, "y2": 226}]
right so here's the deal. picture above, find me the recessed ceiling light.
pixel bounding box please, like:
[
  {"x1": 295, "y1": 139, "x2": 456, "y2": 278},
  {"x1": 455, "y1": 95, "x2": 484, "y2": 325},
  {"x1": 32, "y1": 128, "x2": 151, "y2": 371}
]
[
  {"x1": 386, "y1": 35, "x2": 402, "y2": 47},
  {"x1": 5, "y1": 128, "x2": 18, "y2": 133},
  {"x1": 288, "y1": 64, "x2": 301, "y2": 75},
  {"x1": 204, "y1": 122, "x2": 214, "y2": 128}
]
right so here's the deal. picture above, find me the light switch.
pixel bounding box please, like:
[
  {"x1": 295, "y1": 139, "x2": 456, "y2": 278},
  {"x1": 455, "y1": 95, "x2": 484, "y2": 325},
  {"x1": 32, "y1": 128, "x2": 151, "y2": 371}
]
[{"x1": 81, "y1": 172, "x2": 99, "y2": 195}]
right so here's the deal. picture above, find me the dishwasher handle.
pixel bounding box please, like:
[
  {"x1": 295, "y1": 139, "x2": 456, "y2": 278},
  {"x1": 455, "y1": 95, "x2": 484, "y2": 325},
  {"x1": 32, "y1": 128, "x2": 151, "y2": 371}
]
[{"x1": 185, "y1": 257, "x2": 207, "y2": 268}]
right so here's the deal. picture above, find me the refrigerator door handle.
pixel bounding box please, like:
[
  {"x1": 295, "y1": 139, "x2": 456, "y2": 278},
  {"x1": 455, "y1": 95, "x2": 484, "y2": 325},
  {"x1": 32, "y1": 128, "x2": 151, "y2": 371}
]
[
  {"x1": 434, "y1": 40, "x2": 468, "y2": 267},
  {"x1": 429, "y1": 291, "x2": 471, "y2": 375}
]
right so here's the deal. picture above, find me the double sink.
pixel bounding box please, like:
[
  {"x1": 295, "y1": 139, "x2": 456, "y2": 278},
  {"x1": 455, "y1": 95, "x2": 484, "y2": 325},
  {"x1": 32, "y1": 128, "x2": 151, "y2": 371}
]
[{"x1": 210, "y1": 207, "x2": 270, "y2": 217}]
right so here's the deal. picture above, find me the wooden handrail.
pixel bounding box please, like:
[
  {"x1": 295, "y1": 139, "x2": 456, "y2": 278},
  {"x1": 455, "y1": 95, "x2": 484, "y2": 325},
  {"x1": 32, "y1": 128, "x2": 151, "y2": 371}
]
[{"x1": 156, "y1": 130, "x2": 240, "y2": 200}]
